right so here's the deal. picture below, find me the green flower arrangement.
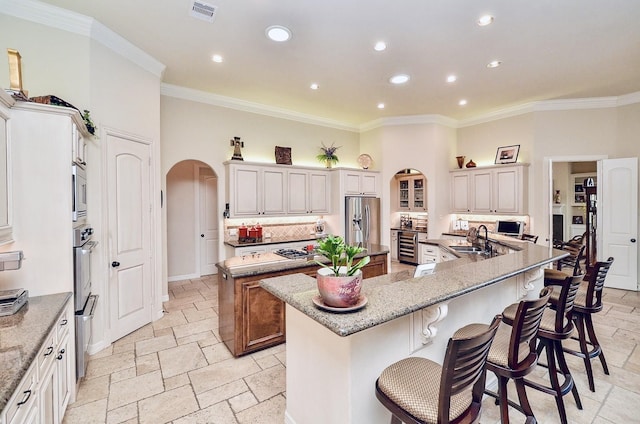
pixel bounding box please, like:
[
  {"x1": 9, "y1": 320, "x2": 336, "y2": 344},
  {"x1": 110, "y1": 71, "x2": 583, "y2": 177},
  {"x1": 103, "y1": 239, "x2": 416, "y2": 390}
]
[
  {"x1": 316, "y1": 142, "x2": 340, "y2": 168},
  {"x1": 314, "y1": 235, "x2": 370, "y2": 276}
]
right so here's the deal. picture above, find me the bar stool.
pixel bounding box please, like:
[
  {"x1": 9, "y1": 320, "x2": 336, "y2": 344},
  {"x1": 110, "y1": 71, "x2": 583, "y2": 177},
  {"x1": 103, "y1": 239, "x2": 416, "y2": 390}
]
[
  {"x1": 483, "y1": 287, "x2": 552, "y2": 424},
  {"x1": 375, "y1": 316, "x2": 501, "y2": 424},
  {"x1": 504, "y1": 274, "x2": 584, "y2": 424},
  {"x1": 563, "y1": 257, "x2": 614, "y2": 392}
]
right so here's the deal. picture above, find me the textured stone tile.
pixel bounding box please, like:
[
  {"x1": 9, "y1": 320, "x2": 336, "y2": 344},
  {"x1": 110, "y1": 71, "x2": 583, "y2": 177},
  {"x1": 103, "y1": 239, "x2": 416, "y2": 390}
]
[
  {"x1": 158, "y1": 342, "x2": 208, "y2": 379},
  {"x1": 202, "y1": 342, "x2": 234, "y2": 364},
  {"x1": 72, "y1": 374, "x2": 109, "y2": 407},
  {"x1": 275, "y1": 350, "x2": 286, "y2": 365},
  {"x1": 177, "y1": 330, "x2": 216, "y2": 346},
  {"x1": 173, "y1": 318, "x2": 217, "y2": 339},
  {"x1": 136, "y1": 352, "x2": 160, "y2": 375},
  {"x1": 152, "y1": 310, "x2": 188, "y2": 330},
  {"x1": 229, "y1": 391, "x2": 258, "y2": 413},
  {"x1": 63, "y1": 398, "x2": 108, "y2": 424},
  {"x1": 196, "y1": 379, "x2": 248, "y2": 409},
  {"x1": 108, "y1": 370, "x2": 164, "y2": 410},
  {"x1": 114, "y1": 324, "x2": 155, "y2": 346},
  {"x1": 135, "y1": 334, "x2": 176, "y2": 356},
  {"x1": 106, "y1": 403, "x2": 138, "y2": 424},
  {"x1": 183, "y1": 307, "x2": 217, "y2": 323},
  {"x1": 110, "y1": 366, "x2": 136, "y2": 383},
  {"x1": 235, "y1": 394, "x2": 286, "y2": 424},
  {"x1": 197, "y1": 333, "x2": 219, "y2": 348},
  {"x1": 90, "y1": 345, "x2": 114, "y2": 360},
  {"x1": 244, "y1": 364, "x2": 286, "y2": 402},
  {"x1": 164, "y1": 372, "x2": 191, "y2": 390},
  {"x1": 189, "y1": 356, "x2": 260, "y2": 394},
  {"x1": 172, "y1": 401, "x2": 238, "y2": 424},
  {"x1": 112, "y1": 341, "x2": 135, "y2": 355},
  {"x1": 138, "y1": 385, "x2": 199, "y2": 424},
  {"x1": 86, "y1": 351, "x2": 135, "y2": 379},
  {"x1": 254, "y1": 354, "x2": 280, "y2": 370},
  {"x1": 153, "y1": 327, "x2": 174, "y2": 338},
  {"x1": 599, "y1": 386, "x2": 640, "y2": 423}
]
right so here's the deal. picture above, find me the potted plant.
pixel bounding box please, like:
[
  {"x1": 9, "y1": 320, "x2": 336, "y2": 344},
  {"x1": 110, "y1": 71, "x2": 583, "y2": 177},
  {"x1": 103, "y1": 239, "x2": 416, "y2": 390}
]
[
  {"x1": 316, "y1": 142, "x2": 340, "y2": 168},
  {"x1": 314, "y1": 235, "x2": 370, "y2": 307}
]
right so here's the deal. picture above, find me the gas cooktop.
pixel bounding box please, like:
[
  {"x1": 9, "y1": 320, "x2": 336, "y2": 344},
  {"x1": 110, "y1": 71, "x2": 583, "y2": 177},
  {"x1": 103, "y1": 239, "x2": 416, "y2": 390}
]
[{"x1": 274, "y1": 248, "x2": 310, "y2": 260}]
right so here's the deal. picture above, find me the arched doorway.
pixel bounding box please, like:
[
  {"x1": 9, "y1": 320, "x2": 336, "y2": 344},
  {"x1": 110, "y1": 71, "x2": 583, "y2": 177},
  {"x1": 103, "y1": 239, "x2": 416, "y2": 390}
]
[{"x1": 166, "y1": 160, "x2": 219, "y2": 281}]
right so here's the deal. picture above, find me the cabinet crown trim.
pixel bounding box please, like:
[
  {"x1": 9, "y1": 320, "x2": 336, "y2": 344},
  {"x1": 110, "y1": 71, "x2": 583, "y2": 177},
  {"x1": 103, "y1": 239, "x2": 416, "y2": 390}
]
[{"x1": 449, "y1": 162, "x2": 529, "y2": 173}]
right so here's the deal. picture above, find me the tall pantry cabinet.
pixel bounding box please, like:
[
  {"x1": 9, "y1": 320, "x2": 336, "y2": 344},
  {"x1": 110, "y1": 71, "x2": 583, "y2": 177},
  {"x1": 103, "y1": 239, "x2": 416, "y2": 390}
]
[{"x1": 0, "y1": 101, "x2": 91, "y2": 296}]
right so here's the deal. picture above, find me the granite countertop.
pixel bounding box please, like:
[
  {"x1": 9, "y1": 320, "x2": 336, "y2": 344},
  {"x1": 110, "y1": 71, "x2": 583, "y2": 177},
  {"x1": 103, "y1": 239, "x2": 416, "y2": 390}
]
[
  {"x1": 224, "y1": 234, "x2": 324, "y2": 248},
  {"x1": 0, "y1": 292, "x2": 72, "y2": 412},
  {"x1": 260, "y1": 243, "x2": 567, "y2": 337},
  {"x1": 217, "y1": 244, "x2": 390, "y2": 278}
]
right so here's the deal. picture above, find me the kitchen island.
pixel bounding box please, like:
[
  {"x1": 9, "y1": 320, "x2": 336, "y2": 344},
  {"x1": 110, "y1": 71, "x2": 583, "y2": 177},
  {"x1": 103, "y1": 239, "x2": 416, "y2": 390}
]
[
  {"x1": 260, "y1": 241, "x2": 567, "y2": 424},
  {"x1": 216, "y1": 244, "x2": 388, "y2": 356}
]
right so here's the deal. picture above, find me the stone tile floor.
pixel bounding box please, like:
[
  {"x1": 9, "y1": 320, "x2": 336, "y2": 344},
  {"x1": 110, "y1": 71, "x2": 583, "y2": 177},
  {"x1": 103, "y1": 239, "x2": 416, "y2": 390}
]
[{"x1": 63, "y1": 267, "x2": 640, "y2": 423}]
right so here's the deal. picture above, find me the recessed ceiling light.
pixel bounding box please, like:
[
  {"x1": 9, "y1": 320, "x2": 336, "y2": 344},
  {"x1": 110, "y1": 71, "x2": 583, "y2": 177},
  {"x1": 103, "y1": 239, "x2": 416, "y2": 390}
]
[
  {"x1": 310, "y1": 83, "x2": 319, "y2": 90},
  {"x1": 477, "y1": 15, "x2": 494, "y2": 26},
  {"x1": 212, "y1": 54, "x2": 223, "y2": 63},
  {"x1": 459, "y1": 99, "x2": 468, "y2": 106},
  {"x1": 377, "y1": 103, "x2": 385, "y2": 109},
  {"x1": 487, "y1": 60, "x2": 502, "y2": 68},
  {"x1": 389, "y1": 74, "x2": 410, "y2": 84},
  {"x1": 266, "y1": 25, "x2": 292, "y2": 42},
  {"x1": 374, "y1": 41, "x2": 387, "y2": 52},
  {"x1": 446, "y1": 75, "x2": 457, "y2": 83}
]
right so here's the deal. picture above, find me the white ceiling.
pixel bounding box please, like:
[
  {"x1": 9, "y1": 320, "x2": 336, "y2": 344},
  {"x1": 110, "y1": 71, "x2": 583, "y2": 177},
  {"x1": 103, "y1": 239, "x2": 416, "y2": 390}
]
[{"x1": 35, "y1": 0, "x2": 640, "y2": 126}]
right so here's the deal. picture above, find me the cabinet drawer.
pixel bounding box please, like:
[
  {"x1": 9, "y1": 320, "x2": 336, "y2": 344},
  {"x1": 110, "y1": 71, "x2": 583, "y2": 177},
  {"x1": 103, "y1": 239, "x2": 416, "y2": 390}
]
[
  {"x1": 38, "y1": 329, "x2": 57, "y2": 376},
  {"x1": 57, "y1": 304, "x2": 73, "y2": 339},
  {"x1": 4, "y1": 363, "x2": 37, "y2": 424}
]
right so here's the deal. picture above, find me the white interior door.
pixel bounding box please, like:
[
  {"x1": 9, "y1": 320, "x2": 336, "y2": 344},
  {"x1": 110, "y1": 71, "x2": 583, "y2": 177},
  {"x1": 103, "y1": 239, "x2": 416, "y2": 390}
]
[
  {"x1": 107, "y1": 133, "x2": 153, "y2": 340},
  {"x1": 599, "y1": 157, "x2": 638, "y2": 291},
  {"x1": 199, "y1": 172, "x2": 218, "y2": 276}
]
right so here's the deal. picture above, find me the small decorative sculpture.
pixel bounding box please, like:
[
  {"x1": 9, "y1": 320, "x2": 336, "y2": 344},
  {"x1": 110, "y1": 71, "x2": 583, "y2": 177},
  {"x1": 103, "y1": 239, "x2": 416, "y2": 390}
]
[{"x1": 230, "y1": 136, "x2": 244, "y2": 161}]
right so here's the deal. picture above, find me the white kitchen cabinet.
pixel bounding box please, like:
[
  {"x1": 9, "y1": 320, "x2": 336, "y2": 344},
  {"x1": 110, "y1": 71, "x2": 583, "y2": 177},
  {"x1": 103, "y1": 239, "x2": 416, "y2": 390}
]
[
  {"x1": 439, "y1": 248, "x2": 457, "y2": 262},
  {"x1": 226, "y1": 163, "x2": 286, "y2": 217},
  {"x1": 419, "y1": 243, "x2": 439, "y2": 264},
  {"x1": 390, "y1": 230, "x2": 398, "y2": 261},
  {"x1": 342, "y1": 170, "x2": 379, "y2": 196},
  {"x1": 397, "y1": 175, "x2": 427, "y2": 211},
  {"x1": 287, "y1": 169, "x2": 331, "y2": 215},
  {"x1": 450, "y1": 164, "x2": 528, "y2": 215},
  {"x1": 3, "y1": 363, "x2": 38, "y2": 424},
  {"x1": 71, "y1": 123, "x2": 87, "y2": 166},
  {"x1": 0, "y1": 90, "x2": 14, "y2": 245}
]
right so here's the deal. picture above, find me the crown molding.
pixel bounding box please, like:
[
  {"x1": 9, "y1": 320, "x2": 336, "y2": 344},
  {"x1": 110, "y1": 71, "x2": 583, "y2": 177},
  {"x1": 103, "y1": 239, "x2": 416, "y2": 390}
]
[
  {"x1": 617, "y1": 90, "x2": 640, "y2": 106},
  {"x1": 0, "y1": 0, "x2": 165, "y2": 78},
  {"x1": 160, "y1": 83, "x2": 359, "y2": 132},
  {"x1": 359, "y1": 114, "x2": 458, "y2": 132}
]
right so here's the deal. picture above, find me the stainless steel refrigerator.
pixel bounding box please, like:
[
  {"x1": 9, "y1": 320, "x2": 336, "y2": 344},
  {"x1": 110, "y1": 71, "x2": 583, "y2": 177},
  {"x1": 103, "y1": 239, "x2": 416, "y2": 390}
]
[{"x1": 345, "y1": 196, "x2": 380, "y2": 246}]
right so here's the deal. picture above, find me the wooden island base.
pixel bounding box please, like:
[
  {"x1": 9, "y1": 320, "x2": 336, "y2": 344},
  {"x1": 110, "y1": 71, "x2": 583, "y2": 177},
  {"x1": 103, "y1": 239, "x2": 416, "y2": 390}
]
[{"x1": 217, "y1": 251, "x2": 388, "y2": 356}]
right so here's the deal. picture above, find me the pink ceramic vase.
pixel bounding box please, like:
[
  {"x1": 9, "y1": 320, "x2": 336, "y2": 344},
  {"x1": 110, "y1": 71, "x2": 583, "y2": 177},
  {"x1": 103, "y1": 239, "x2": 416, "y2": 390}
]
[{"x1": 316, "y1": 267, "x2": 363, "y2": 307}]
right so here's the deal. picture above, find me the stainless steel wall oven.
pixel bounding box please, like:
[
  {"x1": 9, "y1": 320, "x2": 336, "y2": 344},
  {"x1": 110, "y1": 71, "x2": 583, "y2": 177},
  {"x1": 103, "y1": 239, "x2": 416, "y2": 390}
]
[{"x1": 73, "y1": 224, "x2": 97, "y2": 380}]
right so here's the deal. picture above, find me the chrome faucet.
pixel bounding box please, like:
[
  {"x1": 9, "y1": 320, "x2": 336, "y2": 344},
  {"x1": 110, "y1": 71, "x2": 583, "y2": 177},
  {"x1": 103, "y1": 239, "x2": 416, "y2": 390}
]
[{"x1": 477, "y1": 225, "x2": 492, "y2": 255}]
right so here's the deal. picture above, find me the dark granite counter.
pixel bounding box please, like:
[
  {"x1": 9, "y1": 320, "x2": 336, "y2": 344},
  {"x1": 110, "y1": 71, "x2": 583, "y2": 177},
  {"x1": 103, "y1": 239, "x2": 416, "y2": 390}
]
[
  {"x1": 261, "y1": 243, "x2": 566, "y2": 337},
  {"x1": 0, "y1": 292, "x2": 72, "y2": 412},
  {"x1": 217, "y1": 244, "x2": 390, "y2": 278}
]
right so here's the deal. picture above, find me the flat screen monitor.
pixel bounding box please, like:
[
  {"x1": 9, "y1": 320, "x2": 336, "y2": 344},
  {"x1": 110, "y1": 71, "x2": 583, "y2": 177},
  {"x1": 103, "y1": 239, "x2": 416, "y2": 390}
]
[{"x1": 496, "y1": 221, "x2": 523, "y2": 237}]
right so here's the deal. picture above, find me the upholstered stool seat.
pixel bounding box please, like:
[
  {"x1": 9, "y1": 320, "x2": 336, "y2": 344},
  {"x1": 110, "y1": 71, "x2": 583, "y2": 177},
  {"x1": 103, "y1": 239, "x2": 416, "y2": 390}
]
[{"x1": 376, "y1": 319, "x2": 500, "y2": 424}]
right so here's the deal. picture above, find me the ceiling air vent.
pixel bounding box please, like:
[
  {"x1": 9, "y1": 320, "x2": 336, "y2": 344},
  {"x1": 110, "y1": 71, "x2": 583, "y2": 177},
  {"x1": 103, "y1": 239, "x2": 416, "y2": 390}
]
[{"x1": 190, "y1": 0, "x2": 217, "y2": 23}]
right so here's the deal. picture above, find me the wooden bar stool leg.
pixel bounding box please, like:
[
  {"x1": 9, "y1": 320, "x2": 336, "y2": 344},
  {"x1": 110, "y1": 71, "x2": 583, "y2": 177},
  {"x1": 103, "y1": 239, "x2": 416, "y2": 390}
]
[
  {"x1": 497, "y1": 375, "x2": 511, "y2": 424},
  {"x1": 554, "y1": 339, "x2": 582, "y2": 409},
  {"x1": 514, "y1": 379, "x2": 536, "y2": 422},
  {"x1": 574, "y1": 313, "x2": 596, "y2": 392},
  {"x1": 585, "y1": 313, "x2": 610, "y2": 375}
]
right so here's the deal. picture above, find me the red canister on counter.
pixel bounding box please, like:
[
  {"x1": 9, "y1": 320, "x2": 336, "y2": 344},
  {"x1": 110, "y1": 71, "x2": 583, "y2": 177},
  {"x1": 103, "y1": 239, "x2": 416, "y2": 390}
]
[
  {"x1": 255, "y1": 222, "x2": 263, "y2": 240},
  {"x1": 248, "y1": 225, "x2": 259, "y2": 239},
  {"x1": 238, "y1": 223, "x2": 248, "y2": 240}
]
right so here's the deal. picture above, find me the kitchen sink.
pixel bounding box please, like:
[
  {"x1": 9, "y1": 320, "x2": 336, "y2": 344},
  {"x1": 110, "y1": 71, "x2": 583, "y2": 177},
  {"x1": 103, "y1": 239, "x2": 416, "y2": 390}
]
[{"x1": 449, "y1": 245, "x2": 484, "y2": 253}]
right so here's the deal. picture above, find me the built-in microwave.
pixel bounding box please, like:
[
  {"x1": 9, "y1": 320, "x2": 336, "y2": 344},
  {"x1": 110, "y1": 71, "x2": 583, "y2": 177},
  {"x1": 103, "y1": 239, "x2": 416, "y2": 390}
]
[{"x1": 72, "y1": 163, "x2": 87, "y2": 223}]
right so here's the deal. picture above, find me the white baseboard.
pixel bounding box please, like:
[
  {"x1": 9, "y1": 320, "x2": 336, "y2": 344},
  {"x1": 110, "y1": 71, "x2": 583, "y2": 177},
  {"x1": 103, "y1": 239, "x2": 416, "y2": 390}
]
[{"x1": 168, "y1": 272, "x2": 199, "y2": 282}]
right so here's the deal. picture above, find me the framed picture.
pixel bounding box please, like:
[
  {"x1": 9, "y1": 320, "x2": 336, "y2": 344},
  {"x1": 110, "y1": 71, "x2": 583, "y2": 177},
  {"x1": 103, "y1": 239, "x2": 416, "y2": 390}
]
[
  {"x1": 494, "y1": 145, "x2": 520, "y2": 164},
  {"x1": 274, "y1": 146, "x2": 292, "y2": 165},
  {"x1": 574, "y1": 184, "x2": 584, "y2": 193},
  {"x1": 572, "y1": 215, "x2": 584, "y2": 224},
  {"x1": 575, "y1": 194, "x2": 586, "y2": 203}
]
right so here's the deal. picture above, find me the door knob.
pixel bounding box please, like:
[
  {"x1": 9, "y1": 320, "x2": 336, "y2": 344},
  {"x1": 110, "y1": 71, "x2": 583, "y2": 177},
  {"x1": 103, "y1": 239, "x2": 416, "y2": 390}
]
[
  {"x1": 111, "y1": 261, "x2": 120, "y2": 268},
  {"x1": 632, "y1": 238, "x2": 636, "y2": 243},
  {"x1": 201, "y1": 234, "x2": 204, "y2": 238}
]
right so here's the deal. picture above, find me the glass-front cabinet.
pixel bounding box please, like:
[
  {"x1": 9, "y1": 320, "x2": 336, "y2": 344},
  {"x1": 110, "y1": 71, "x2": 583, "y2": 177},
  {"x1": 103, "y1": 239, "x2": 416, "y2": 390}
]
[{"x1": 397, "y1": 175, "x2": 427, "y2": 211}]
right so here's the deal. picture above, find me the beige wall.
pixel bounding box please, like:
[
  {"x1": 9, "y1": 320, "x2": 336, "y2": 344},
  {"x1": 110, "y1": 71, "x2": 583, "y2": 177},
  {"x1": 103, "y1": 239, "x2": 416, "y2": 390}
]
[{"x1": 166, "y1": 161, "x2": 198, "y2": 278}]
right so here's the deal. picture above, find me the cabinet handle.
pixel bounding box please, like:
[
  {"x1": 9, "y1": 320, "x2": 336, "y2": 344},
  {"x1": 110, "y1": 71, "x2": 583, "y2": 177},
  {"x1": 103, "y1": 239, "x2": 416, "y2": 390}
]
[
  {"x1": 44, "y1": 346, "x2": 54, "y2": 357},
  {"x1": 112, "y1": 261, "x2": 121, "y2": 268},
  {"x1": 17, "y1": 390, "x2": 32, "y2": 406},
  {"x1": 60, "y1": 319, "x2": 68, "y2": 326},
  {"x1": 57, "y1": 349, "x2": 66, "y2": 360}
]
